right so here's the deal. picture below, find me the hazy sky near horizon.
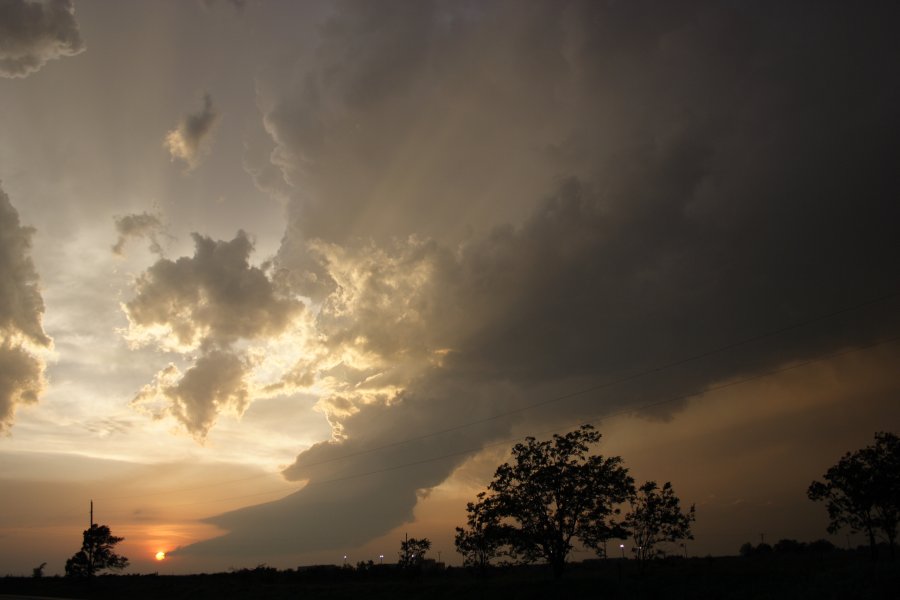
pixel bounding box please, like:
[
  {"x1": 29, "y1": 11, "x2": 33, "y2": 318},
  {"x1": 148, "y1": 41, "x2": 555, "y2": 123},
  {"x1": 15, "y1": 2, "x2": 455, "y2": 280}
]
[{"x1": 1, "y1": 0, "x2": 899, "y2": 575}]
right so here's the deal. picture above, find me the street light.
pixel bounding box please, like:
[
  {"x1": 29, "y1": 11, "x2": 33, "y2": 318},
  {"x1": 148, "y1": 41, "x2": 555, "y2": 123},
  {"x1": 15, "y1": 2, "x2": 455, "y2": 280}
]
[{"x1": 619, "y1": 543, "x2": 625, "y2": 559}]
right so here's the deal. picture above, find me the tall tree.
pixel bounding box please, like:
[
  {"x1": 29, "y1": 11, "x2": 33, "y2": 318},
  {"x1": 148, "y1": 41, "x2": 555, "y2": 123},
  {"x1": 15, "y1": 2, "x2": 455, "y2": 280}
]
[
  {"x1": 624, "y1": 480, "x2": 695, "y2": 571},
  {"x1": 458, "y1": 425, "x2": 634, "y2": 578},
  {"x1": 65, "y1": 524, "x2": 129, "y2": 578},
  {"x1": 808, "y1": 431, "x2": 900, "y2": 559}
]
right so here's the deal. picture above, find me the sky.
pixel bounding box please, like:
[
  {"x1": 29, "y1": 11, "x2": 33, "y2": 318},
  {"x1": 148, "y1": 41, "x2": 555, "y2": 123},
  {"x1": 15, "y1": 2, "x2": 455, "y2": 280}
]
[{"x1": 1, "y1": 0, "x2": 899, "y2": 576}]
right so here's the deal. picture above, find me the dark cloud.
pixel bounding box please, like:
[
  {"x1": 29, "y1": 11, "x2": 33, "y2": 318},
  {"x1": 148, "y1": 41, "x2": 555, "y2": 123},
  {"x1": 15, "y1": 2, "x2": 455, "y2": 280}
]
[
  {"x1": 0, "y1": 0, "x2": 84, "y2": 78},
  {"x1": 0, "y1": 185, "x2": 51, "y2": 432},
  {"x1": 257, "y1": 0, "x2": 570, "y2": 249},
  {"x1": 125, "y1": 231, "x2": 303, "y2": 438},
  {"x1": 185, "y1": 375, "x2": 522, "y2": 556},
  {"x1": 165, "y1": 93, "x2": 220, "y2": 170},
  {"x1": 112, "y1": 212, "x2": 164, "y2": 256},
  {"x1": 184, "y1": 0, "x2": 900, "y2": 556}
]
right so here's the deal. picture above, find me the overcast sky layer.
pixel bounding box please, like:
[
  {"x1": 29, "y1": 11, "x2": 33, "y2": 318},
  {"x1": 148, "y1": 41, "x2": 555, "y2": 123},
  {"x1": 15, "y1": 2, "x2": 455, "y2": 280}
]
[{"x1": 1, "y1": 0, "x2": 899, "y2": 575}]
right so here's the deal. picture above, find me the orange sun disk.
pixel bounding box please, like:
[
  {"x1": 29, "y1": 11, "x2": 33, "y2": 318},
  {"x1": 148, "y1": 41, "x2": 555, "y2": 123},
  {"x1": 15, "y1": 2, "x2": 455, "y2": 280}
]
[{"x1": 155, "y1": 551, "x2": 166, "y2": 561}]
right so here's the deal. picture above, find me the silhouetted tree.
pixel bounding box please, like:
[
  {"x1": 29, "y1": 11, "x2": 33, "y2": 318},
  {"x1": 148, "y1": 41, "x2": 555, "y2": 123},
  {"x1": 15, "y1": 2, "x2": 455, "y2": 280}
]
[
  {"x1": 459, "y1": 425, "x2": 634, "y2": 579},
  {"x1": 65, "y1": 524, "x2": 129, "y2": 578},
  {"x1": 807, "y1": 538, "x2": 836, "y2": 555},
  {"x1": 624, "y1": 480, "x2": 695, "y2": 571},
  {"x1": 398, "y1": 536, "x2": 431, "y2": 569},
  {"x1": 738, "y1": 542, "x2": 772, "y2": 557},
  {"x1": 808, "y1": 431, "x2": 900, "y2": 559},
  {"x1": 773, "y1": 538, "x2": 806, "y2": 554},
  {"x1": 755, "y1": 542, "x2": 773, "y2": 555},
  {"x1": 454, "y1": 491, "x2": 515, "y2": 571}
]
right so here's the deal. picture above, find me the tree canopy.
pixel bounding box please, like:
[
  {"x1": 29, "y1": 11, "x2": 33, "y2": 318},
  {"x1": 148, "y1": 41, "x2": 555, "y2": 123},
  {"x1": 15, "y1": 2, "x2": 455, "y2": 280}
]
[
  {"x1": 808, "y1": 431, "x2": 899, "y2": 559},
  {"x1": 65, "y1": 523, "x2": 129, "y2": 578},
  {"x1": 454, "y1": 491, "x2": 516, "y2": 571},
  {"x1": 398, "y1": 536, "x2": 431, "y2": 570},
  {"x1": 455, "y1": 425, "x2": 634, "y2": 578},
  {"x1": 624, "y1": 480, "x2": 695, "y2": 570}
]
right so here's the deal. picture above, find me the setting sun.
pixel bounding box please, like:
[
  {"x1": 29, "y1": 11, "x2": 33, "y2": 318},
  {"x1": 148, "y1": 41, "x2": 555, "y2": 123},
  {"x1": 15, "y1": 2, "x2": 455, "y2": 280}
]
[{"x1": 155, "y1": 551, "x2": 166, "y2": 561}]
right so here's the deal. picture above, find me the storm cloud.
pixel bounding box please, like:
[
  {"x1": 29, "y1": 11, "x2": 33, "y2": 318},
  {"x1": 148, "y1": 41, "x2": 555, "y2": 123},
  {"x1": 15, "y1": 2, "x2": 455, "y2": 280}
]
[
  {"x1": 175, "y1": 0, "x2": 900, "y2": 556},
  {"x1": 0, "y1": 0, "x2": 84, "y2": 78},
  {"x1": 164, "y1": 94, "x2": 220, "y2": 171},
  {"x1": 0, "y1": 185, "x2": 50, "y2": 432}
]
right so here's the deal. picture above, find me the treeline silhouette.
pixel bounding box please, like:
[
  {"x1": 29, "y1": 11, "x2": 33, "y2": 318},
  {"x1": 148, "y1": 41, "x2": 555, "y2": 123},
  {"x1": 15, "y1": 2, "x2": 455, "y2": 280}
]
[
  {"x1": 4, "y1": 553, "x2": 898, "y2": 600},
  {"x1": 739, "y1": 539, "x2": 836, "y2": 558},
  {"x1": 4, "y1": 428, "x2": 898, "y2": 599},
  {"x1": 739, "y1": 538, "x2": 898, "y2": 559}
]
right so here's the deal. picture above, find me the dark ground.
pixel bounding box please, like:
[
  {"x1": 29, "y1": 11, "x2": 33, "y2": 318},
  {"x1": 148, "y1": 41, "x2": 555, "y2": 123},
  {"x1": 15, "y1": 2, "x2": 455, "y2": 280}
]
[{"x1": 2, "y1": 555, "x2": 898, "y2": 600}]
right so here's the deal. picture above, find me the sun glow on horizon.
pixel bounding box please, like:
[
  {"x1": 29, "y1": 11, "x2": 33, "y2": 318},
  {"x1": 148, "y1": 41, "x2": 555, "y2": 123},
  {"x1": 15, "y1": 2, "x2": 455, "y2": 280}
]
[{"x1": 155, "y1": 551, "x2": 166, "y2": 561}]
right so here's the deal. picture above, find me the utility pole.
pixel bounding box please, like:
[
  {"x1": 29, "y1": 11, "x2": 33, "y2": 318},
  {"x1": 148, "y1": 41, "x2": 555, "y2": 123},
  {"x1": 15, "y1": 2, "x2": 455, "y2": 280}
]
[{"x1": 90, "y1": 500, "x2": 94, "y2": 528}]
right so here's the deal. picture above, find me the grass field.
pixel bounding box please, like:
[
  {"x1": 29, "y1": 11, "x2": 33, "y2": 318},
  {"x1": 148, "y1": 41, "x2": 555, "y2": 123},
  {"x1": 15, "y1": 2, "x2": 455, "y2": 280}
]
[{"x1": 2, "y1": 555, "x2": 898, "y2": 599}]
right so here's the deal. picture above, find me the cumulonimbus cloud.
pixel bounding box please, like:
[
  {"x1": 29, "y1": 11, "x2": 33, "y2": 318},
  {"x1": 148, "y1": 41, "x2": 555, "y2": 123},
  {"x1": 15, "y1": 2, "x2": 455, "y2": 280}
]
[
  {"x1": 0, "y1": 185, "x2": 52, "y2": 432},
  {"x1": 0, "y1": 0, "x2": 85, "y2": 78},
  {"x1": 164, "y1": 94, "x2": 220, "y2": 171},
  {"x1": 179, "y1": 0, "x2": 900, "y2": 557}
]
